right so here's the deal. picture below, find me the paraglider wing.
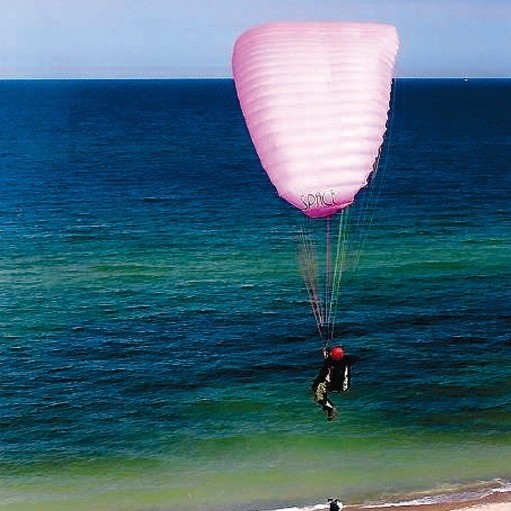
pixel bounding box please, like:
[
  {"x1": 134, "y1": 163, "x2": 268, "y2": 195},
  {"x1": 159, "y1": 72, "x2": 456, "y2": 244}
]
[
  {"x1": 232, "y1": 22, "x2": 399, "y2": 218},
  {"x1": 233, "y1": 22, "x2": 399, "y2": 344}
]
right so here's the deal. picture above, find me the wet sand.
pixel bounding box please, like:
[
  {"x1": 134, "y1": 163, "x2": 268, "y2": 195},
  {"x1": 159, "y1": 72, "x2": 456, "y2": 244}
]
[
  {"x1": 259, "y1": 485, "x2": 511, "y2": 511},
  {"x1": 348, "y1": 488, "x2": 511, "y2": 511}
]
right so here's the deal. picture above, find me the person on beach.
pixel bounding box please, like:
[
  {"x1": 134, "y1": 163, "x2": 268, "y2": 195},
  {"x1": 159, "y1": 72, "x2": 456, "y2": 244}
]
[
  {"x1": 328, "y1": 498, "x2": 343, "y2": 511},
  {"x1": 312, "y1": 346, "x2": 353, "y2": 421}
]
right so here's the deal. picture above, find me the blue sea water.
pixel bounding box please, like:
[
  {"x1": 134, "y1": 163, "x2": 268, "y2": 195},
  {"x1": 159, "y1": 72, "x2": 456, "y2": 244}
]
[{"x1": 0, "y1": 79, "x2": 510, "y2": 511}]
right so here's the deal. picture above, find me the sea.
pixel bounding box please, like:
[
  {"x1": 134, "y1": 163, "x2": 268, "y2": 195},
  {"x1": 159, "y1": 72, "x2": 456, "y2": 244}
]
[{"x1": 0, "y1": 79, "x2": 510, "y2": 511}]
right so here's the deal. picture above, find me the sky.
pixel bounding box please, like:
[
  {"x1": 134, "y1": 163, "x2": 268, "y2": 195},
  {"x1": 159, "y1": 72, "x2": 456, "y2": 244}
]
[{"x1": 0, "y1": 0, "x2": 509, "y2": 78}]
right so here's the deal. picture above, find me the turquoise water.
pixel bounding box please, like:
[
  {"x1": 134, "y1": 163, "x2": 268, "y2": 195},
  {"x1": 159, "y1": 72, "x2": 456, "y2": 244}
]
[{"x1": 0, "y1": 79, "x2": 510, "y2": 510}]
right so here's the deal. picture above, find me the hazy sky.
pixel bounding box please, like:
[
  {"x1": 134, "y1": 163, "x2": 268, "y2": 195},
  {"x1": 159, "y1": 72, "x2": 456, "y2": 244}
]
[{"x1": 0, "y1": 0, "x2": 509, "y2": 78}]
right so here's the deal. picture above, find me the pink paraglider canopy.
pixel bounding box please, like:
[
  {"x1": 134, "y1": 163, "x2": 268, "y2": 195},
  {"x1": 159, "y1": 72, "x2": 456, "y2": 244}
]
[{"x1": 232, "y1": 22, "x2": 399, "y2": 218}]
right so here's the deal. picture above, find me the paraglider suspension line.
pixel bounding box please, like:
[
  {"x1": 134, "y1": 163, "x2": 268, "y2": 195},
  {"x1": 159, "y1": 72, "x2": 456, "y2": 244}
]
[
  {"x1": 299, "y1": 213, "x2": 351, "y2": 347},
  {"x1": 299, "y1": 226, "x2": 324, "y2": 342},
  {"x1": 324, "y1": 216, "x2": 332, "y2": 338}
]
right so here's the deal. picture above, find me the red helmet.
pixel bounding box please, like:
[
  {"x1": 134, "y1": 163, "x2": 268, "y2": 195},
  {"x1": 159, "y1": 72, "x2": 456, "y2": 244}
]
[{"x1": 329, "y1": 346, "x2": 345, "y2": 361}]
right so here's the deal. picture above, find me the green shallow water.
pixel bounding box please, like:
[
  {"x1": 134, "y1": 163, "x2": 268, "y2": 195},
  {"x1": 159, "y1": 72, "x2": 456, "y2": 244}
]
[{"x1": 1, "y1": 434, "x2": 511, "y2": 510}]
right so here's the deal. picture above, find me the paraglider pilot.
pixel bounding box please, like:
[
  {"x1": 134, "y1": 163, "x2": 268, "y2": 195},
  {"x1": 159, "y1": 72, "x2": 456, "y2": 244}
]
[{"x1": 311, "y1": 345, "x2": 353, "y2": 421}]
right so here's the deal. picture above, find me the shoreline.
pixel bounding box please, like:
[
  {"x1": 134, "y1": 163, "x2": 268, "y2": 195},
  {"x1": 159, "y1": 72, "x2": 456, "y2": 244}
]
[
  {"x1": 351, "y1": 490, "x2": 511, "y2": 511},
  {"x1": 352, "y1": 479, "x2": 511, "y2": 511},
  {"x1": 257, "y1": 479, "x2": 511, "y2": 511}
]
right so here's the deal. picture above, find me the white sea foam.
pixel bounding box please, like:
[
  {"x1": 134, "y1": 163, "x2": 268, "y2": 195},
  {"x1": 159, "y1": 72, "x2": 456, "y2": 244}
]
[
  {"x1": 254, "y1": 480, "x2": 511, "y2": 511},
  {"x1": 258, "y1": 502, "x2": 343, "y2": 511},
  {"x1": 259, "y1": 505, "x2": 328, "y2": 511},
  {"x1": 360, "y1": 479, "x2": 511, "y2": 508}
]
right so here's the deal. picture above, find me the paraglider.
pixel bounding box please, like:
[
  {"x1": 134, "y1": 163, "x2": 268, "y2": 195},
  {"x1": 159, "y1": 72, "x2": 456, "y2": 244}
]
[{"x1": 232, "y1": 22, "x2": 399, "y2": 417}]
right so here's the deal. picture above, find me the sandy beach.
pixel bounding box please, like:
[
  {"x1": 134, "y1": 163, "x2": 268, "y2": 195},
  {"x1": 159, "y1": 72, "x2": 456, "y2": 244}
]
[
  {"x1": 355, "y1": 496, "x2": 511, "y2": 511},
  {"x1": 356, "y1": 499, "x2": 511, "y2": 511}
]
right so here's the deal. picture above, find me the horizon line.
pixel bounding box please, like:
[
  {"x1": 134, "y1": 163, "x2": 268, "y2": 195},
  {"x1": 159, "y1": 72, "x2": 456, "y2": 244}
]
[{"x1": 0, "y1": 75, "x2": 510, "y2": 81}]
